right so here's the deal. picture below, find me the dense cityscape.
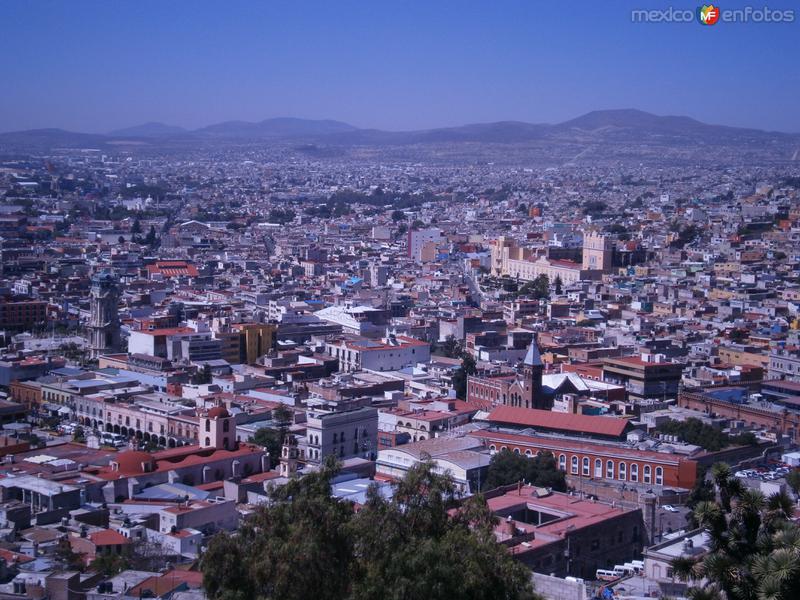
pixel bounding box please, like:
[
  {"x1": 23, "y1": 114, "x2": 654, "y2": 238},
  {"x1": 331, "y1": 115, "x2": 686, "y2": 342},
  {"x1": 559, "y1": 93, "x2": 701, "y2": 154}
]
[
  {"x1": 2, "y1": 2, "x2": 800, "y2": 599},
  {"x1": 0, "y1": 126, "x2": 798, "y2": 599}
]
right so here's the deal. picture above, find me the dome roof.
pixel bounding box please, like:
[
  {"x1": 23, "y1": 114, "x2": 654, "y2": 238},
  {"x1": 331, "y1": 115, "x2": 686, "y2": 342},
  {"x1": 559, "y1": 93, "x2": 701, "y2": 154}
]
[
  {"x1": 207, "y1": 406, "x2": 230, "y2": 419},
  {"x1": 115, "y1": 450, "x2": 155, "y2": 474}
]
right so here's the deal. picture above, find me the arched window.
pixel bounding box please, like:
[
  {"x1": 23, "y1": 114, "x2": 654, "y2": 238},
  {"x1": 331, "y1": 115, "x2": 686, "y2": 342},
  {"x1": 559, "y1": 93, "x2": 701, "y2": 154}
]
[
  {"x1": 489, "y1": 445, "x2": 497, "y2": 454},
  {"x1": 559, "y1": 454, "x2": 566, "y2": 471},
  {"x1": 204, "y1": 437, "x2": 210, "y2": 446},
  {"x1": 630, "y1": 463, "x2": 639, "y2": 482},
  {"x1": 655, "y1": 466, "x2": 664, "y2": 485},
  {"x1": 594, "y1": 459, "x2": 602, "y2": 478},
  {"x1": 644, "y1": 465, "x2": 651, "y2": 483},
  {"x1": 205, "y1": 420, "x2": 210, "y2": 432},
  {"x1": 525, "y1": 449, "x2": 533, "y2": 457},
  {"x1": 514, "y1": 448, "x2": 520, "y2": 455},
  {"x1": 606, "y1": 460, "x2": 614, "y2": 479},
  {"x1": 582, "y1": 457, "x2": 590, "y2": 476},
  {"x1": 571, "y1": 456, "x2": 579, "y2": 474},
  {"x1": 223, "y1": 420, "x2": 229, "y2": 432},
  {"x1": 618, "y1": 462, "x2": 627, "y2": 481}
]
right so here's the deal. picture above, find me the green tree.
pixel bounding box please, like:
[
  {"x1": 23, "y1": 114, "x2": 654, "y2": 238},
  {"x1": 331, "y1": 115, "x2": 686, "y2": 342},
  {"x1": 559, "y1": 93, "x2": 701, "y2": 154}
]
[
  {"x1": 483, "y1": 449, "x2": 566, "y2": 492},
  {"x1": 91, "y1": 550, "x2": 131, "y2": 577},
  {"x1": 786, "y1": 469, "x2": 800, "y2": 496},
  {"x1": 203, "y1": 458, "x2": 355, "y2": 600},
  {"x1": 554, "y1": 275, "x2": 563, "y2": 295},
  {"x1": 350, "y1": 462, "x2": 539, "y2": 600},
  {"x1": 202, "y1": 460, "x2": 541, "y2": 600},
  {"x1": 520, "y1": 274, "x2": 550, "y2": 300},
  {"x1": 54, "y1": 539, "x2": 86, "y2": 571},
  {"x1": 452, "y1": 353, "x2": 477, "y2": 400},
  {"x1": 272, "y1": 404, "x2": 292, "y2": 426},
  {"x1": 439, "y1": 334, "x2": 464, "y2": 359},
  {"x1": 252, "y1": 427, "x2": 285, "y2": 468},
  {"x1": 131, "y1": 218, "x2": 142, "y2": 234},
  {"x1": 391, "y1": 210, "x2": 406, "y2": 222},
  {"x1": 144, "y1": 224, "x2": 158, "y2": 247}
]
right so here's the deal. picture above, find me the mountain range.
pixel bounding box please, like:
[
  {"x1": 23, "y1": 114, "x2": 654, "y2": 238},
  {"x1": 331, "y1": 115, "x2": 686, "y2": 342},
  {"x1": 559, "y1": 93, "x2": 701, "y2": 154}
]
[{"x1": 1, "y1": 110, "x2": 797, "y2": 164}]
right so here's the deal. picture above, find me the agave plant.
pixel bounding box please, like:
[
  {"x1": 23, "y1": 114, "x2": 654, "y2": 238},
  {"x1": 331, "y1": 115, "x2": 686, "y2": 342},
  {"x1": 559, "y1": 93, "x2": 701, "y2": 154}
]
[{"x1": 676, "y1": 463, "x2": 800, "y2": 600}]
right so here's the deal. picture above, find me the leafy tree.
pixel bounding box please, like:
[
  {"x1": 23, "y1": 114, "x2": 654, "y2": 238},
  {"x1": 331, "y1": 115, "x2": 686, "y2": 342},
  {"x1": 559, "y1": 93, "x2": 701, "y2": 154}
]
[
  {"x1": 520, "y1": 274, "x2": 550, "y2": 300},
  {"x1": 786, "y1": 469, "x2": 800, "y2": 496},
  {"x1": 656, "y1": 418, "x2": 756, "y2": 452},
  {"x1": 54, "y1": 539, "x2": 86, "y2": 571},
  {"x1": 131, "y1": 218, "x2": 142, "y2": 234},
  {"x1": 272, "y1": 404, "x2": 293, "y2": 426},
  {"x1": 91, "y1": 550, "x2": 131, "y2": 577},
  {"x1": 554, "y1": 275, "x2": 563, "y2": 295},
  {"x1": 144, "y1": 225, "x2": 158, "y2": 248},
  {"x1": 582, "y1": 200, "x2": 607, "y2": 216},
  {"x1": 252, "y1": 427, "x2": 285, "y2": 468},
  {"x1": 391, "y1": 210, "x2": 406, "y2": 222},
  {"x1": 350, "y1": 462, "x2": 539, "y2": 600},
  {"x1": 73, "y1": 426, "x2": 85, "y2": 443},
  {"x1": 192, "y1": 364, "x2": 212, "y2": 385},
  {"x1": 202, "y1": 460, "x2": 541, "y2": 600},
  {"x1": 483, "y1": 449, "x2": 566, "y2": 492},
  {"x1": 439, "y1": 334, "x2": 465, "y2": 359},
  {"x1": 452, "y1": 353, "x2": 477, "y2": 400},
  {"x1": 268, "y1": 208, "x2": 296, "y2": 224},
  {"x1": 203, "y1": 458, "x2": 355, "y2": 600}
]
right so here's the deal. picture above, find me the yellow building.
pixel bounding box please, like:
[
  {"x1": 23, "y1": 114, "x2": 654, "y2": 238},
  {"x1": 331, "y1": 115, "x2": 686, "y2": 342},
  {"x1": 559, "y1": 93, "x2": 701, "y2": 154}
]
[{"x1": 232, "y1": 323, "x2": 277, "y2": 365}]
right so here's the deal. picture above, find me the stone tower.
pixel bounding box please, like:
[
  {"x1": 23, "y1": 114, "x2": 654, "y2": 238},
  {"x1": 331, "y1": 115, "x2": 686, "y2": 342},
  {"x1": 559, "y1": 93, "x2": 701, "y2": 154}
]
[
  {"x1": 88, "y1": 271, "x2": 121, "y2": 358},
  {"x1": 582, "y1": 231, "x2": 614, "y2": 271},
  {"x1": 200, "y1": 405, "x2": 236, "y2": 451},
  {"x1": 280, "y1": 434, "x2": 299, "y2": 478},
  {"x1": 522, "y1": 338, "x2": 546, "y2": 410}
]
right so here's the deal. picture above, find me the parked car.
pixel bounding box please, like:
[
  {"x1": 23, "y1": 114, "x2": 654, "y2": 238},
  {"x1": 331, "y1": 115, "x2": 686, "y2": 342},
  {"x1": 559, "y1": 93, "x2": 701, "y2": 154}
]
[{"x1": 662, "y1": 505, "x2": 679, "y2": 513}]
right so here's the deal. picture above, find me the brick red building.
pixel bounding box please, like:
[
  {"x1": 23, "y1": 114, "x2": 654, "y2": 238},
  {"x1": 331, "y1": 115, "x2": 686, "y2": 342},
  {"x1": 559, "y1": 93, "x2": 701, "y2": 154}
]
[
  {"x1": 679, "y1": 387, "x2": 800, "y2": 444},
  {"x1": 470, "y1": 429, "x2": 697, "y2": 490}
]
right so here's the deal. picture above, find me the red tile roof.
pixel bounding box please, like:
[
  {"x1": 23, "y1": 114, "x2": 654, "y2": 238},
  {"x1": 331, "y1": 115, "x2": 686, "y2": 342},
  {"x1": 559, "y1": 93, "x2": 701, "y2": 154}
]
[
  {"x1": 487, "y1": 406, "x2": 629, "y2": 438},
  {"x1": 89, "y1": 529, "x2": 130, "y2": 546}
]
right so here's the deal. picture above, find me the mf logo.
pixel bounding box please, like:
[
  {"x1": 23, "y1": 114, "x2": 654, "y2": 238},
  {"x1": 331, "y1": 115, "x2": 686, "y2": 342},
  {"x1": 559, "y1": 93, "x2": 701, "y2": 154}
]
[{"x1": 698, "y1": 4, "x2": 721, "y2": 25}]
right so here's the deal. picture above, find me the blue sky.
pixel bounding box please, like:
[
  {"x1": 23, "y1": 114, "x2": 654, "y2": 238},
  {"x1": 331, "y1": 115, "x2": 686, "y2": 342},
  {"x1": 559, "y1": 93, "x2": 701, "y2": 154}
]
[{"x1": 1, "y1": 0, "x2": 797, "y2": 133}]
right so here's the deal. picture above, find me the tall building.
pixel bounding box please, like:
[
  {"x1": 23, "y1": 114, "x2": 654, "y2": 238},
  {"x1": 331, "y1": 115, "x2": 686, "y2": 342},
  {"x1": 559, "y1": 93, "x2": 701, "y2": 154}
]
[
  {"x1": 407, "y1": 227, "x2": 442, "y2": 262},
  {"x1": 232, "y1": 323, "x2": 277, "y2": 364},
  {"x1": 88, "y1": 271, "x2": 121, "y2": 358},
  {"x1": 582, "y1": 231, "x2": 614, "y2": 271}
]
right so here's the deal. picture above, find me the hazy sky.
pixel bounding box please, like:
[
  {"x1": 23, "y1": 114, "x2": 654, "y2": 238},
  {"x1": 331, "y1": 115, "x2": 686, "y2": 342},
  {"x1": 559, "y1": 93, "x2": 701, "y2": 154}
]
[{"x1": 1, "y1": 0, "x2": 798, "y2": 133}]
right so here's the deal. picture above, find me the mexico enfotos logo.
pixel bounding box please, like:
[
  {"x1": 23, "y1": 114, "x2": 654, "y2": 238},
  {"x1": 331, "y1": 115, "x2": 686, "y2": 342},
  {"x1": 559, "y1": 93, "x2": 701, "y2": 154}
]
[{"x1": 632, "y1": 5, "x2": 795, "y2": 23}]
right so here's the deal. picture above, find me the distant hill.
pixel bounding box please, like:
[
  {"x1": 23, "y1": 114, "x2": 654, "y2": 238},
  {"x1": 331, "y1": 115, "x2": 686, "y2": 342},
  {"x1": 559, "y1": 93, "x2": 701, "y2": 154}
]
[
  {"x1": 1, "y1": 111, "x2": 797, "y2": 164},
  {"x1": 195, "y1": 117, "x2": 358, "y2": 138},
  {"x1": 552, "y1": 108, "x2": 786, "y2": 143},
  {"x1": 109, "y1": 122, "x2": 188, "y2": 137}
]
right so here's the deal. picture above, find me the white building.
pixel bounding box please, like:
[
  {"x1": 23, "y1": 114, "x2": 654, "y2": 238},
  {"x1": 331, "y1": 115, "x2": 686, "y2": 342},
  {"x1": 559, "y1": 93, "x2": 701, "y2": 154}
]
[
  {"x1": 324, "y1": 334, "x2": 431, "y2": 372},
  {"x1": 407, "y1": 227, "x2": 442, "y2": 262}
]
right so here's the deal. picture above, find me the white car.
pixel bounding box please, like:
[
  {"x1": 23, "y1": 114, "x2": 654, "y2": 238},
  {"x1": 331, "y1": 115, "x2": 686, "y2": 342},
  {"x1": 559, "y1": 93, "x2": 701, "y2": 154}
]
[{"x1": 662, "y1": 505, "x2": 679, "y2": 513}]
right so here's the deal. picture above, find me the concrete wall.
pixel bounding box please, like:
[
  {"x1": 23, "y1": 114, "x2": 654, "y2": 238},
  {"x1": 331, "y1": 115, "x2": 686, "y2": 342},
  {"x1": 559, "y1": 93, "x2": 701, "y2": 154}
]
[{"x1": 532, "y1": 573, "x2": 587, "y2": 600}]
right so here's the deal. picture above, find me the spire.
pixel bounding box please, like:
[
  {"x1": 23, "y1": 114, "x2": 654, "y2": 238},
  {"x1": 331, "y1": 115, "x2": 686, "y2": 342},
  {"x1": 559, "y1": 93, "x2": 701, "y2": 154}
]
[{"x1": 523, "y1": 339, "x2": 543, "y2": 367}]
